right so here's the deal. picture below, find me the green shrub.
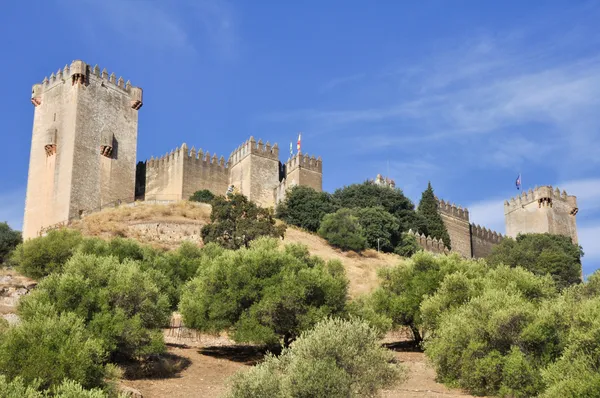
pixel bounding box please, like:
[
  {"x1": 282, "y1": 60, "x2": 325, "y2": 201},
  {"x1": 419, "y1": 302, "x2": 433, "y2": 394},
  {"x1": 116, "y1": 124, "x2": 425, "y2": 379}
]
[
  {"x1": 227, "y1": 318, "x2": 405, "y2": 398},
  {"x1": 487, "y1": 233, "x2": 583, "y2": 289},
  {"x1": 18, "y1": 253, "x2": 171, "y2": 359},
  {"x1": 354, "y1": 206, "x2": 400, "y2": 252},
  {"x1": 276, "y1": 185, "x2": 337, "y2": 232},
  {"x1": 0, "y1": 222, "x2": 22, "y2": 265},
  {"x1": 0, "y1": 376, "x2": 42, "y2": 398},
  {"x1": 179, "y1": 239, "x2": 348, "y2": 347},
  {"x1": 393, "y1": 232, "x2": 422, "y2": 257},
  {"x1": 10, "y1": 229, "x2": 83, "y2": 279},
  {"x1": 0, "y1": 376, "x2": 112, "y2": 398},
  {"x1": 202, "y1": 194, "x2": 286, "y2": 249},
  {"x1": 318, "y1": 208, "x2": 366, "y2": 252},
  {"x1": 0, "y1": 312, "x2": 106, "y2": 391},
  {"x1": 189, "y1": 189, "x2": 215, "y2": 203}
]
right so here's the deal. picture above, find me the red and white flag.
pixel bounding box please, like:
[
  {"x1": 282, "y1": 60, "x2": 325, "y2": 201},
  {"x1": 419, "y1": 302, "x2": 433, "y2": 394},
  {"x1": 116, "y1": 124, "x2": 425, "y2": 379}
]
[{"x1": 297, "y1": 133, "x2": 302, "y2": 152}]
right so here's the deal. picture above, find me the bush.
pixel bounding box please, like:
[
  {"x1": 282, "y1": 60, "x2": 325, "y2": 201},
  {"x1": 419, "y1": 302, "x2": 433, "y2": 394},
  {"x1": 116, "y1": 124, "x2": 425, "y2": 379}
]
[
  {"x1": 179, "y1": 239, "x2": 348, "y2": 347},
  {"x1": 487, "y1": 233, "x2": 583, "y2": 289},
  {"x1": 423, "y1": 267, "x2": 561, "y2": 397},
  {"x1": 227, "y1": 318, "x2": 405, "y2": 398},
  {"x1": 189, "y1": 189, "x2": 215, "y2": 203},
  {"x1": 372, "y1": 251, "x2": 485, "y2": 343},
  {"x1": 276, "y1": 185, "x2": 336, "y2": 232},
  {"x1": 0, "y1": 222, "x2": 22, "y2": 265},
  {"x1": 18, "y1": 253, "x2": 171, "y2": 360},
  {"x1": 318, "y1": 208, "x2": 366, "y2": 252},
  {"x1": 0, "y1": 312, "x2": 106, "y2": 391},
  {"x1": 0, "y1": 376, "x2": 111, "y2": 398},
  {"x1": 202, "y1": 194, "x2": 286, "y2": 249},
  {"x1": 10, "y1": 229, "x2": 83, "y2": 279},
  {"x1": 354, "y1": 206, "x2": 400, "y2": 253},
  {"x1": 394, "y1": 232, "x2": 422, "y2": 257}
]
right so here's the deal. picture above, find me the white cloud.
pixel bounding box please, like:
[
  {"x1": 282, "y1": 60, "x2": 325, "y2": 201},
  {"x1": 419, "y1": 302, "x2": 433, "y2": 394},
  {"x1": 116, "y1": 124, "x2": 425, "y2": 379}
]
[
  {"x1": 0, "y1": 188, "x2": 25, "y2": 232},
  {"x1": 466, "y1": 198, "x2": 506, "y2": 234}
]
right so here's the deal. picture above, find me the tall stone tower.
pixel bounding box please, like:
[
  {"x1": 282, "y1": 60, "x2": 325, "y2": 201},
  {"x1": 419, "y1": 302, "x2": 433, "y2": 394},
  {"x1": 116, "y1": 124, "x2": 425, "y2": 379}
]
[
  {"x1": 285, "y1": 152, "x2": 323, "y2": 193},
  {"x1": 228, "y1": 137, "x2": 280, "y2": 207},
  {"x1": 23, "y1": 60, "x2": 143, "y2": 239},
  {"x1": 504, "y1": 186, "x2": 578, "y2": 244}
]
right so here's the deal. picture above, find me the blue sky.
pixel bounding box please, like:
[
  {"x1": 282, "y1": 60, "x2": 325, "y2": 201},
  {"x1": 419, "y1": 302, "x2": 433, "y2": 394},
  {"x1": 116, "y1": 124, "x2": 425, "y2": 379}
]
[{"x1": 1, "y1": 1, "x2": 599, "y2": 274}]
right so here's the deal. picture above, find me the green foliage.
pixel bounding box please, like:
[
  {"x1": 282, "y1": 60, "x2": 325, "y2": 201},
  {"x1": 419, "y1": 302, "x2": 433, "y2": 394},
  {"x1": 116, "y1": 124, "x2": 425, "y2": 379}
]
[
  {"x1": 18, "y1": 253, "x2": 171, "y2": 360},
  {"x1": 0, "y1": 312, "x2": 106, "y2": 391},
  {"x1": 393, "y1": 232, "x2": 422, "y2": 257},
  {"x1": 0, "y1": 222, "x2": 22, "y2": 264},
  {"x1": 487, "y1": 233, "x2": 583, "y2": 289},
  {"x1": 318, "y1": 208, "x2": 366, "y2": 252},
  {"x1": 227, "y1": 318, "x2": 405, "y2": 398},
  {"x1": 0, "y1": 376, "x2": 112, "y2": 398},
  {"x1": 417, "y1": 182, "x2": 451, "y2": 249},
  {"x1": 275, "y1": 185, "x2": 336, "y2": 232},
  {"x1": 372, "y1": 252, "x2": 484, "y2": 342},
  {"x1": 179, "y1": 239, "x2": 348, "y2": 347},
  {"x1": 332, "y1": 182, "x2": 425, "y2": 233},
  {"x1": 10, "y1": 229, "x2": 83, "y2": 279},
  {"x1": 189, "y1": 189, "x2": 215, "y2": 203},
  {"x1": 354, "y1": 206, "x2": 400, "y2": 252},
  {"x1": 202, "y1": 194, "x2": 286, "y2": 249},
  {"x1": 423, "y1": 266, "x2": 561, "y2": 396}
]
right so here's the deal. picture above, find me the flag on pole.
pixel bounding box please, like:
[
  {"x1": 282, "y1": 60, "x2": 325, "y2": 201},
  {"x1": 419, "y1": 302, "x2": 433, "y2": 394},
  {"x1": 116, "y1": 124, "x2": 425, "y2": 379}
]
[
  {"x1": 290, "y1": 142, "x2": 293, "y2": 157},
  {"x1": 516, "y1": 174, "x2": 522, "y2": 190},
  {"x1": 297, "y1": 133, "x2": 302, "y2": 153}
]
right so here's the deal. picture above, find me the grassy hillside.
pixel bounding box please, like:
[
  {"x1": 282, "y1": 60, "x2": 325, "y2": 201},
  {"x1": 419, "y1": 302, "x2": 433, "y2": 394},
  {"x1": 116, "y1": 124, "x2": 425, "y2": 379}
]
[{"x1": 67, "y1": 201, "x2": 400, "y2": 297}]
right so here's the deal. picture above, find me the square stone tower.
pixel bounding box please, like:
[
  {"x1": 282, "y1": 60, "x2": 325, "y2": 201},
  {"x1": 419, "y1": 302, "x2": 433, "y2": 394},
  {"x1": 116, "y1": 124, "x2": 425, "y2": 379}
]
[
  {"x1": 504, "y1": 186, "x2": 578, "y2": 244},
  {"x1": 285, "y1": 152, "x2": 323, "y2": 192},
  {"x1": 228, "y1": 137, "x2": 280, "y2": 207},
  {"x1": 23, "y1": 60, "x2": 143, "y2": 239}
]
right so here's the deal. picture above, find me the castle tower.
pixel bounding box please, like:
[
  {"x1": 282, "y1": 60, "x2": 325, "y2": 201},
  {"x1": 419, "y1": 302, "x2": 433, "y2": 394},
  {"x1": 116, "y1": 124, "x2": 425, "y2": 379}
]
[
  {"x1": 23, "y1": 60, "x2": 143, "y2": 239},
  {"x1": 228, "y1": 137, "x2": 280, "y2": 207},
  {"x1": 285, "y1": 152, "x2": 323, "y2": 193},
  {"x1": 504, "y1": 186, "x2": 578, "y2": 244}
]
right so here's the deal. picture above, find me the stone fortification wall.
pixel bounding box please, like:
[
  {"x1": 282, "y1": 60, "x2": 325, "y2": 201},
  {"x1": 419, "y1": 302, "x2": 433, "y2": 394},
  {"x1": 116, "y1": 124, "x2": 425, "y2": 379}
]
[
  {"x1": 437, "y1": 199, "x2": 472, "y2": 258},
  {"x1": 143, "y1": 144, "x2": 229, "y2": 201},
  {"x1": 504, "y1": 186, "x2": 578, "y2": 244},
  {"x1": 470, "y1": 224, "x2": 503, "y2": 259},
  {"x1": 285, "y1": 152, "x2": 323, "y2": 193},
  {"x1": 24, "y1": 60, "x2": 142, "y2": 239},
  {"x1": 406, "y1": 229, "x2": 450, "y2": 255},
  {"x1": 228, "y1": 137, "x2": 280, "y2": 207}
]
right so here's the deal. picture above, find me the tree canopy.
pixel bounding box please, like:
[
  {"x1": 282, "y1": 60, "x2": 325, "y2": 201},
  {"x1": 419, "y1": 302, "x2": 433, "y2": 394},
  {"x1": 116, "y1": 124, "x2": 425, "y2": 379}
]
[
  {"x1": 487, "y1": 233, "x2": 583, "y2": 289},
  {"x1": 202, "y1": 193, "x2": 286, "y2": 249},
  {"x1": 318, "y1": 209, "x2": 367, "y2": 252},
  {"x1": 276, "y1": 185, "x2": 336, "y2": 232},
  {"x1": 189, "y1": 189, "x2": 215, "y2": 203},
  {"x1": 0, "y1": 222, "x2": 21, "y2": 264},
  {"x1": 417, "y1": 182, "x2": 451, "y2": 249}
]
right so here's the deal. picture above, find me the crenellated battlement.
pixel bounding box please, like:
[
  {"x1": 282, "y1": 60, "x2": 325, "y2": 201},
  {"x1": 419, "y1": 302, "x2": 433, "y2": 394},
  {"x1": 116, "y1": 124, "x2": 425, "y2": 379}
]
[
  {"x1": 286, "y1": 152, "x2": 323, "y2": 173},
  {"x1": 32, "y1": 60, "x2": 143, "y2": 109},
  {"x1": 470, "y1": 224, "x2": 503, "y2": 244},
  {"x1": 228, "y1": 136, "x2": 279, "y2": 167},
  {"x1": 504, "y1": 185, "x2": 578, "y2": 213},
  {"x1": 145, "y1": 143, "x2": 228, "y2": 171},
  {"x1": 407, "y1": 229, "x2": 450, "y2": 255},
  {"x1": 437, "y1": 198, "x2": 470, "y2": 221}
]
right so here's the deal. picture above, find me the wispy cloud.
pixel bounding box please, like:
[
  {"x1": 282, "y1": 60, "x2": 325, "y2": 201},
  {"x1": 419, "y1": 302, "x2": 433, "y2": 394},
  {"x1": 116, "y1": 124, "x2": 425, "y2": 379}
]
[
  {"x1": 320, "y1": 73, "x2": 366, "y2": 93},
  {"x1": 61, "y1": 0, "x2": 237, "y2": 57},
  {"x1": 0, "y1": 188, "x2": 25, "y2": 232}
]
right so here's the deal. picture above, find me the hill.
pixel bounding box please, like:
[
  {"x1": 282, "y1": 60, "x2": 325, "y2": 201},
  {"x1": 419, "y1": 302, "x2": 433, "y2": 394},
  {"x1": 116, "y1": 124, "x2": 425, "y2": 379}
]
[{"x1": 68, "y1": 201, "x2": 400, "y2": 297}]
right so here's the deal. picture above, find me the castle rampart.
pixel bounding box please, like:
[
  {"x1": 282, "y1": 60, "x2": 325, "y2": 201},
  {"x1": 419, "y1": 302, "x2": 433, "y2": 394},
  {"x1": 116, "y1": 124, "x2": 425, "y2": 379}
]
[
  {"x1": 470, "y1": 223, "x2": 504, "y2": 258},
  {"x1": 436, "y1": 199, "x2": 472, "y2": 258},
  {"x1": 504, "y1": 185, "x2": 578, "y2": 244},
  {"x1": 285, "y1": 152, "x2": 323, "y2": 194},
  {"x1": 407, "y1": 229, "x2": 450, "y2": 255},
  {"x1": 24, "y1": 60, "x2": 142, "y2": 239}
]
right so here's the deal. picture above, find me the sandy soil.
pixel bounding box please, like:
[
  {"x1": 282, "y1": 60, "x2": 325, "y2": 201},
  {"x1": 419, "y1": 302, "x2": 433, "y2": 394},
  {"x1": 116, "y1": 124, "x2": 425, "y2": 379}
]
[{"x1": 122, "y1": 331, "x2": 477, "y2": 398}]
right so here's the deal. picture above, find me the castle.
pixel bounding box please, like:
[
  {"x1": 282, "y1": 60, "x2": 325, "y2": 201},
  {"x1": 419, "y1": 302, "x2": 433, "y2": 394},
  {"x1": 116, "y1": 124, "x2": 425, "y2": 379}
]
[{"x1": 22, "y1": 60, "x2": 580, "y2": 258}]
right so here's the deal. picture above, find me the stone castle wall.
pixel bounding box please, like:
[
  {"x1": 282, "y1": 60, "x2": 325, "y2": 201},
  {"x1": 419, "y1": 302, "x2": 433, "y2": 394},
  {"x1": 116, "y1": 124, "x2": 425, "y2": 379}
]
[
  {"x1": 505, "y1": 186, "x2": 578, "y2": 244},
  {"x1": 24, "y1": 60, "x2": 142, "y2": 239}
]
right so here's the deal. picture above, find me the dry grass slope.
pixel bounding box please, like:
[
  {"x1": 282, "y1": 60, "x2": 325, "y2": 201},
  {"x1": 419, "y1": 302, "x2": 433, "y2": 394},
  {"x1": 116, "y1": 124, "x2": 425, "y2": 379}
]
[{"x1": 68, "y1": 201, "x2": 402, "y2": 296}]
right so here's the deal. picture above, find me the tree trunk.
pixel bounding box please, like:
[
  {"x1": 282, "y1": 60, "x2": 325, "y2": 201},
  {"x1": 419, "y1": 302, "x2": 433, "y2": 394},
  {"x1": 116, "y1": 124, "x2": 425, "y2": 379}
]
[{"x1": 410, "y1": 325, "x2": 423, "y2": 346}]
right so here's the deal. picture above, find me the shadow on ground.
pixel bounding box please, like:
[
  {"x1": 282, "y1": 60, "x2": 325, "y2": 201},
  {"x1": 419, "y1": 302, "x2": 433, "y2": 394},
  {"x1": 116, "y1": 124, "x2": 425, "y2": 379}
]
[
  {"x1": 121, "y1": 351, "x2": 193, "y2": 380},
  {"x1": 199, "y1": 344, "x2": 281, "y2": 365},
  {"x1": 383, "y1": 340, "x2": 423, "y2": 353}
]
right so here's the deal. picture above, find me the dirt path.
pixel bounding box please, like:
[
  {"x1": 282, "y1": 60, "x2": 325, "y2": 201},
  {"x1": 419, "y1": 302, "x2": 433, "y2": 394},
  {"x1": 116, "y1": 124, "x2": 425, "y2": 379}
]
[{"x1": 123, "y1": 334, "x2": 476, "y2": 398}]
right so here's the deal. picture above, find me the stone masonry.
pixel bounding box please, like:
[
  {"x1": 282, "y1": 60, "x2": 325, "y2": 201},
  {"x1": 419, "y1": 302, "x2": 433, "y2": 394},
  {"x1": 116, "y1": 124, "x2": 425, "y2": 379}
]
[{"x1": 24, "y1": 60, "x2": 142, "y2": 239}]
